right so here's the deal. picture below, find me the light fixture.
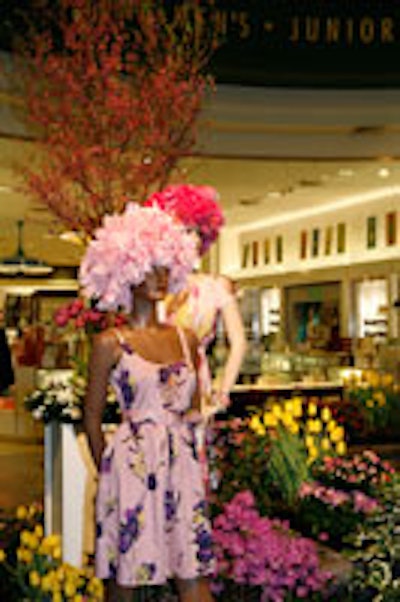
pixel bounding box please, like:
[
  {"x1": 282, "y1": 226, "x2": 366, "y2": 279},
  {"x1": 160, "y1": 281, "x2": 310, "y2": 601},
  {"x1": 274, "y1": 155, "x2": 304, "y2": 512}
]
[
  {"x1": 0, "y1": 220, "x2": 54, "y2": 276},
  {"x1": 378, "y1": 167, "x2": 390, "y2": 178}
]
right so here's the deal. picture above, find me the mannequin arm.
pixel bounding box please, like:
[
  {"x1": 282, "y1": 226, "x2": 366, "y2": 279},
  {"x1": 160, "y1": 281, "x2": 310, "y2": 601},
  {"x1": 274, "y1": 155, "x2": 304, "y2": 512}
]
[{"x1": 217, "y1": 291, "x2": 247, "y2": 396}]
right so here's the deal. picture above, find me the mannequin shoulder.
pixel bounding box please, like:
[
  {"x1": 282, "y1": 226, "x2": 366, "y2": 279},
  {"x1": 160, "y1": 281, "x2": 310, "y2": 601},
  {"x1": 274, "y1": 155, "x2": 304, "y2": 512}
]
[{"x1": 90, "y1": 329, "x2": 121, "y2": 364}]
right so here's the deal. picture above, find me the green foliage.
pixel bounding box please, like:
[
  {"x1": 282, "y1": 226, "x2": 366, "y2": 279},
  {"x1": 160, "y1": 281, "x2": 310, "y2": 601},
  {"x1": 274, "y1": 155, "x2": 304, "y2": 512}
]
[{"x1": 266, "y1": 425, "x2": 311, "y2": 508}]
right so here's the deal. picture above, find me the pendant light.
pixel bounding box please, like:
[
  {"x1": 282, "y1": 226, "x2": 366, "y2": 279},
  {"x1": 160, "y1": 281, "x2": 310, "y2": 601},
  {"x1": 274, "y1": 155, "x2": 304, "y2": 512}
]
[{"x1": 0, "y1": 220, "x2": 54, "y2": 276}]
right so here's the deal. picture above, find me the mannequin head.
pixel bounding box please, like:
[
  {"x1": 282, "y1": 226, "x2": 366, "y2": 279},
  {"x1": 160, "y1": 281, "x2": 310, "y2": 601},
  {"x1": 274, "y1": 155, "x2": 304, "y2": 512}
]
[{"x1": 79, "y1": 204, "x2": 197, "y2": 312}]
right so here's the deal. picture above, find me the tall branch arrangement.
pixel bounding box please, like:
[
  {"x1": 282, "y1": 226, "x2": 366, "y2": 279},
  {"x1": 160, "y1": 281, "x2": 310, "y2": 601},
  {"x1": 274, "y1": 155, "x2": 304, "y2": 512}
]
[{"x1": 14, "y1": 0, "x2": 217, "y2": 237}]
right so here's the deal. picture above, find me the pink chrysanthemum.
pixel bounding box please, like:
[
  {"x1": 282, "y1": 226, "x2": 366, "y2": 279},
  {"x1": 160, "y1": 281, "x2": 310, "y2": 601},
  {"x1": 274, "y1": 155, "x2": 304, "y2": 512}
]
[
  {"x1": 144, "y1": 184, "x2": 224, "y2": 255},
  {"x1": 79, "y1": 203, "x2": 197, "y2": 311}
]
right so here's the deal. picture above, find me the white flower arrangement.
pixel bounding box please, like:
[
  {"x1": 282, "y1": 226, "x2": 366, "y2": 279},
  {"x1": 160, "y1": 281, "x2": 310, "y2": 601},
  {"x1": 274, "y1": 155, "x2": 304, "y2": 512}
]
[{"x1": 25, "y1": 374, "x2": 119, "y2": 424}]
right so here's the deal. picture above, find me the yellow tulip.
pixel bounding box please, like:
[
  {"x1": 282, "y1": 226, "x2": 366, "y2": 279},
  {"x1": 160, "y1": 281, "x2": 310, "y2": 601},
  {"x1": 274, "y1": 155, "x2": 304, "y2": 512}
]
[
  {"x1": 305, "y1": 435, "x2": 315, "y2": 448},
  {"x1": 16, "y1": 505, "x2": 28, "y2": 520},
  {"x1": 29, "y1": 570, "x2": 41, "y2": 587},
  {"x1": 292, "y1": 397, "x2": 303, "y2": 417},
  {"x1": 52, "y1": 545, "x2": 62, "y2": 560},
  {"x1": 382, "y1": 373, "x2": 393, "y2": 387},
  {"x1": 321, "y1": 437, "x2": 331, "y2": 451},
  {"x1": 326, "y1": 420, "x2": 337, "y2": 433},
  {"x1": 27, "y1": 534, "x2": 39, "y2": 550},
  {"x1": 17, "y1": 548, "x2": 33, "y2": 563},
  {"x1": 336, "y1": 441, "x2": 347, "y2": 455},
  {"x1": 34, "y1": 524, "x2": 44, "y2": 539},
  {"x1": 321, "y1": 407, "x2": 332, "y2": 422},
  {"x1": 307, "y1": 446, "x2": 319, "y2": 464},
  {"x1": 0, "y1": 549, "x2": 6, "y2": 562},
  {"x1": 52, "y1": 593, "x2": 62, "y2": 602},
  {"x1": 73, "y1": 596, "x2": 84, "y2": 602},
  {"x1": 249, "y1": 415, "x2": 262, "y2": 432},
  {"x1": 272, "y1": 404, "x2": 283, "y2": 418},
  {"x1": 263, "y1": 412, "x2": 278, "y2": 428},
  {"x1": 41, "y1": 575, "x2": 53, "y2": 592},
  {"x1": 20, "y1": 530, "x2": 32, "y2": 547},
  {"x1": 307, "y1": 402, "x2": 318, "y2": 417},
  {"x1": 330, "y1": 426, "x2": 345, "y2": 443},
  {"x1": 284, "y1": 400, "x2": 294, "y2": 414},
  {"x1": 366, "y1": 399, "x2": 374, "y2": 408},
  {"x1": 43, "y1": 534, "x2": 61, "y2": 548},
  {"x1": 287, "y1": 421, "x2": 299, "y2": 435},
  {"x1": 64, "y1": 581, "x2": 77, "y2": 597}
]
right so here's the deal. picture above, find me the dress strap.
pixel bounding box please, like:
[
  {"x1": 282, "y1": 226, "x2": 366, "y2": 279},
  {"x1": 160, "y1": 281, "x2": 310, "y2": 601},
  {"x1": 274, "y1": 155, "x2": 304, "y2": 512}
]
[
  {"x1": 113, "y1": 328, "x2": 125, "y2": 346},
  {"x1": 176, "y1": 327, "x2": 194, "y2": 371}
]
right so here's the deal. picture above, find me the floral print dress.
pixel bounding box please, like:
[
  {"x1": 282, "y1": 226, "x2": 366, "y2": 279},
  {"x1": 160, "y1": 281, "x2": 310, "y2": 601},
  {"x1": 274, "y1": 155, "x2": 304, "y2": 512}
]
[{"x1": 95, "y1": 327, "x2": 214, "y2": 587}]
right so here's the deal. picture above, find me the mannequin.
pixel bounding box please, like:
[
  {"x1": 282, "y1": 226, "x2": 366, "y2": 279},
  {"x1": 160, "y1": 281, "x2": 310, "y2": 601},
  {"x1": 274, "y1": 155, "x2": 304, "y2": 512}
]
[
  {"x1": 80, "y1": 204, "x2": 214, "y2": 602},
  {"x1": 145, "y1": 184, "x2": 247, "y2": 414}
]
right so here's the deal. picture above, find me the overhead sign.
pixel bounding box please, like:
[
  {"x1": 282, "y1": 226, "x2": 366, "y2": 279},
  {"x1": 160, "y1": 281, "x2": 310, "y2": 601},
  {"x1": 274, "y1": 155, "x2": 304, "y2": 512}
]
[{"x1": 171, "y1": 1, "x2": 400, "y2": 87}]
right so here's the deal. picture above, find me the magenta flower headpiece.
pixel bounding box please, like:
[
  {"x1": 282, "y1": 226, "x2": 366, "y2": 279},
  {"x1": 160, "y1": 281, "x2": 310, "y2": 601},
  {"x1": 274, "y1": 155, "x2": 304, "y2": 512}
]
[
  {"x1": 79, "y1": 203, "x2": 197, "y2": 311},
  {"x1": 144, "y1": 184, "x2": 224, "y2": 255}
]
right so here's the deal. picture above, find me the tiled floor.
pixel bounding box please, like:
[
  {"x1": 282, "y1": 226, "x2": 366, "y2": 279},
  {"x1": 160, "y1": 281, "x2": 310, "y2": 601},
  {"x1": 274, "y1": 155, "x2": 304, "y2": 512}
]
[{"x1": 0, "y1": 439, "x2": 43, "y2": 510}]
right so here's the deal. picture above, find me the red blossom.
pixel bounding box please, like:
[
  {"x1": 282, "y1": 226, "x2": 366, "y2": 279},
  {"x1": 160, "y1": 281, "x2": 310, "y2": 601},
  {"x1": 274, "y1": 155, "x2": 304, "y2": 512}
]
[{"x1": 12, "y1": 0, "x2": 218, "y2": 237}]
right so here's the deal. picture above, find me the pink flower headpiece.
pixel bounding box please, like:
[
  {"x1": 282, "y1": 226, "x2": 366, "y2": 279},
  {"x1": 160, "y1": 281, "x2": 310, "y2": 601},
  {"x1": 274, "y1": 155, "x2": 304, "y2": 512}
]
[
  {"x1": 144, "y1": 184, "x2": 224, "y2": 255},
  {"x1": 79, "y1": 203, "x2": 197, "y2": 311}
]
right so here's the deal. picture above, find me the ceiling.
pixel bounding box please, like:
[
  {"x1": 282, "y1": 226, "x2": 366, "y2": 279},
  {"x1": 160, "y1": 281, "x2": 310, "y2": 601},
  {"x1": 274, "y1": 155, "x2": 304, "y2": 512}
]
[
  {"x1": 0, "y1": 136, "x2": 400, "y2": 268},
  {"x1": 1, "y1": 85, "x2": 400, "y2": 268}
]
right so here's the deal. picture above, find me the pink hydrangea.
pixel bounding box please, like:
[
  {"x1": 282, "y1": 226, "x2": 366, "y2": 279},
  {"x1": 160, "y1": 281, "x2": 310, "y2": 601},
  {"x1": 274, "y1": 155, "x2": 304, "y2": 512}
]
[
  {"x1": 144, "y1": 184, "x2": 224, "y2": 255},
  {"x1": 79, "y1": 203, "x2": 198, "y2": 311}
]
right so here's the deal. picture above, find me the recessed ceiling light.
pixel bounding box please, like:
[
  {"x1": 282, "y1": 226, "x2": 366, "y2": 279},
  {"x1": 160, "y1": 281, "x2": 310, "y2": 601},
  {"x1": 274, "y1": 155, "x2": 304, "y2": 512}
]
[
  {"x1": 338, "y1": 169, "x2": 354, "y2": 177},
  {"x1": 266, "y1": 191, "x2": 282, "y2": 198},
  {"x1": 378, "y1": 167, "x2": 390, "y2": 178}
]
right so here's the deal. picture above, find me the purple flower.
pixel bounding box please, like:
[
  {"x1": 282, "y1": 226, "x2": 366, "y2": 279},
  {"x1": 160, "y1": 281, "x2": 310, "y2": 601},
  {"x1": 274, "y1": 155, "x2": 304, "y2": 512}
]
[
  {"x1": 100, "y1": 450, "x2": 113, "y2": 474},
  {"x1": 147, "y1": 473, "x2": 157, "y2": 491},
  {"x1": 212, "y1": 490, "x2": 332, "y2": 598},
  {"x1": 119, "y1": 505, "x2": 143, "y2": 553},
  {"x1": 164, "y1": 490, "x2": 178, "y2": 522},
  {"x1": 116, "y1": 369, "x2": 135, "y2": 409},
  {"x1": 159, "y1": 361, "x2": 185, "y2": 384}
]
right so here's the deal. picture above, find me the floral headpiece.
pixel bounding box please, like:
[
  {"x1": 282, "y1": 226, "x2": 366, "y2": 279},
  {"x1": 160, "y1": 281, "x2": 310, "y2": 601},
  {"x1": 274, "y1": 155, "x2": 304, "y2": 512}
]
[
  {"x1": 79, "y1": 203, "x2": 197, "y2": 311},
  {"x1": 144, "y1": 184, "x2": 224, "y2": 255}
]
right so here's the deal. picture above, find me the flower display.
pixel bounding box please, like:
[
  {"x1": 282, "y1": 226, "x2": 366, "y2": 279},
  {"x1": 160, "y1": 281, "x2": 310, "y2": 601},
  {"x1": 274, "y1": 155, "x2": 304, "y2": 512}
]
[
  {"x1": 54, "y1": 298, "x2": 127, "y2": 333},
  {"x1": 25, "y1": 374, "x2": 120, "y2": 424},
  {"x1": 250, "y1": 397, "x2": 347, "y2": 466},
  {"x1": 0, "y1": 504, "x2": 103, "y2": 601},
  {"x1": 314, "y1": 450, "x2": 395, "y2": 496},
  {"x1": 144, "y1": 184, "x2": 224, "y2": 255},
  {"x1": 341, "y1": 370, "x2": 400, "y2": 438},
  {"x1": 79, "y1": 203, "x2": 198, "y2": 311},
  {"x1": 297, "y1": 480, "x2": 380, "y2": 548},
  {"x1": 212, "y1": 490, "x2": 332, "y2": 601}
]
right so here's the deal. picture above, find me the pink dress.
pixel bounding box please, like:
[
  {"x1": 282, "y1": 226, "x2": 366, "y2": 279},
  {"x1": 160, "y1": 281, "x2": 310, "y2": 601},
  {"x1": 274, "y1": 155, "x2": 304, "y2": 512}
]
[{"x1": 95, "y1": 328, "x2": 214, "y2": 587}]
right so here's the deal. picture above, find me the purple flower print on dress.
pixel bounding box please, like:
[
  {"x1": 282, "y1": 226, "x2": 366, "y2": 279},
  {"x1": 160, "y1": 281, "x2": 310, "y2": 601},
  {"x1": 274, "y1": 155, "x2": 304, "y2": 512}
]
[
  {"x1": 147, "y1": 472, "x2": 157, "y2": 490},
  {"x1": 164, "y1": 490, "x2": 178, "y2": 522},
  {"x1": 116, "y1": 368, "x2": 135, "y2": 409},
  {"x1": 96, "y1": 521, "x2": 103, "y2": 539},
  {"x1": 195, "y1": 525, "x2": 214, "y2": 565},
  {"x1": 159, "y1": 361, "x2": 185, "y2": 384},
  {"x1": 119, "y1": 504, "x2": 143, "y2": 554},
  {"x1": 108, "y1": 560, "x2": 117, "y2": 579},
  {"x1": 100, "y1": 450, "x2": 114, "y2": 474},
  {"x1": 193, "y1": 500, "x2": 214, "y2": 567}
]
